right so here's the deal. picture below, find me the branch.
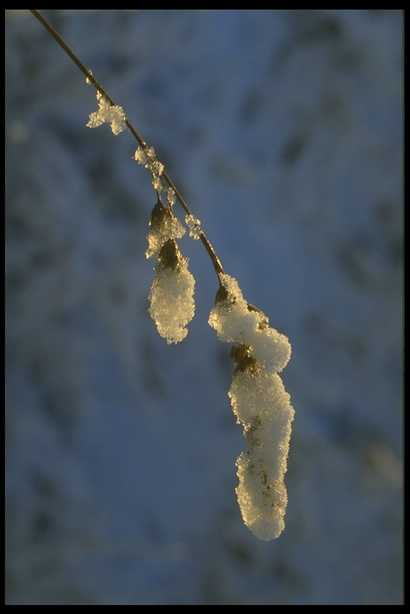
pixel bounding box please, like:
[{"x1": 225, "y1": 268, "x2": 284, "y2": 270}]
[{"x1": 29, "y1": 9, "x2": 224, "y2": 278}]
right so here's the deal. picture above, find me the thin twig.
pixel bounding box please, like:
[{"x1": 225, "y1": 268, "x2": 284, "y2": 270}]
[{"x1": 29, "y1": 9, "x2": 224, "y2": 278}]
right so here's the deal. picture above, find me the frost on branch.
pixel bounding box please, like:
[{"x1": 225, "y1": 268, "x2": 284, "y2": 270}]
[
  {"x1": 134, "y1": 145, "x2": 169, "y2": 196},
  {"x1": 167, "y1": 187, "x2": 176, "y2": 207},
  {"x1": 86, "y1": 90, "x2": 126, "y2": 135},
  {"x1": 185, "y1": 214, "x2": 202, "y2": 240},
  {"x1": 145, "y1": 200, "x2": 185, "y2": 260},
  {"x1": 208, "y1": 275, "x2": 294, "y2": 540},
  {"x1": 208, "y1": 274, "x2": 291, "y2": 373},
  {"x1": 148, "y1": 239, "x2": 195, "y2": 344}
]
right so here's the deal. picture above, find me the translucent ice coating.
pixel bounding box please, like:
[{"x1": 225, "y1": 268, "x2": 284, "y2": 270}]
[{"x1": 209, "y1": 274, "x2": 294, "y2": 540}]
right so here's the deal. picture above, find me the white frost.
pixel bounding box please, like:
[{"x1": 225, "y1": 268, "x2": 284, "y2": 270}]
[
  {"x1": 230, "y1": 367, "x2": 295, "y2": 541},
  {"x1": 86, "y1": 90, "x2": 126, "y2": 135},
  {"x1": 167, "y1": 187, "x2": 176, "y2": 207},
  {"x1": 236, "y1": 451, "x2": 288, "y2": 541},
  {"x1": 185, "y1": 214, "x2": 202, "y2": 240},
  {"x1": 148, "y1": 256, "x2": 196, "y2": 344},
  {"x1": 134, "y1": 146, "x2": 169, "y2": 197},
  {"x1": 208, "y1": 272, "x2": 294, "y2": 540},
  {"x1": 208, "y1": 274, "x2": 291, "y2": 373}
]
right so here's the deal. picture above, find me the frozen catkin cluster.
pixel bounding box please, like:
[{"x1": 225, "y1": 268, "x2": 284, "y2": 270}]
[
  {"x1": 86, "y1": 90, "x2": 126, "y2": 135},
  {"x1": 146, "y1": 200, "x2": 195, "y2": 344},
  {"x1": 209, "y1": 274, "x2": 294, "y2": 540},
  {"x1": 82, "y1": 77, "x2": 293, "y2": 538}
]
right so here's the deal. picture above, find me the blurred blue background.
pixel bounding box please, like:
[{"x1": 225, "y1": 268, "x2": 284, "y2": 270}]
[{"x1": 5, "y1": 9, "x2": 403, "y2": 605}]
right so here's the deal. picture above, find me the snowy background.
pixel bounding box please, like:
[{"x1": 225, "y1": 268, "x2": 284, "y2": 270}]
[{"x1": 5, "y1": 9, "x2": 403, "y2": 605}]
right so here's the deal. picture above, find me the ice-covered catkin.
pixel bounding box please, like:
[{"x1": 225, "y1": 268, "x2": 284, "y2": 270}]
[
  {"x1": 86, "y1": 90, "x2": 126, "y2": 135},
  {"x1": 235, "y1": 451, "x2": 288, "y2": 541},
  {"x1": 208, "y1": 275, "x2": 295, "y2": 541},
  {"x1": 148, "y1": 240, "x2": 195, "y2": 344},
  {"x1": 145, "y1": 200, "x2": 186, "y2": 260},
  {"x1": 229, "y1": 362, "x2": 294, "y2": 540},
  {"x1": 208, "y1": 274, "x2": 291, "y2": 373}
]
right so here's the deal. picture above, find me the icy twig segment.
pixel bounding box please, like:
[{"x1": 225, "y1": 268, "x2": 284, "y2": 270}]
[
  {"x1": 30, "y1": 9, "x2": 225, "y2": 280},
  {"x1": 148, "y1": 240, "x2": 196, "y2": 344},
  {"x1": 134, "y1": 145, "x2": 169, "y2": 196},
  {"x1": 86, "y1": 90, "x2": 126, "y2": 135}
]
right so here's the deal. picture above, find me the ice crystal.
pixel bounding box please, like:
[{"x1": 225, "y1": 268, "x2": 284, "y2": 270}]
[
  {"x1": 145, "y1": 201, "x2": 185, "y2": 260},
  {"x1": 86, "y1": 90, "x2": 126, "y2": 135},
  {"x1": 152, "y1": 175, "x2": 164, "y2": 192},
  {"x1": 148, "y1": 242, "x2": 195, "y2": 344},
  {"x1": 151, "y1": 160, "x2": 165, "y2": 177},
  {"x1": 145, "y1": 146, "x2": 156, "y2": 161},
  {"x1": 167, "y1": 187, "x2": 176, "y2": 207},
  {"x1": 134, "y1": 145, "x2": 167, "y2": 195},
  {"x1": 208, "y1": 274, "x2": 291, "y2": 373},
  {"x1": 134, "y1": 146, "x2": 147, "y2": 165},
  {"x1": 185, "y1": 214, "x2": 202, "y2": 240}
]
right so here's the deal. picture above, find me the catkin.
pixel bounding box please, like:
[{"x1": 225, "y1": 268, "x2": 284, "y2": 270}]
[
  {"x1": 209, "y1": 274, "x2": 294, "y2": 540},
  {"x1": 146, "y1": 202, "x2": 195, "y2": 344}
]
